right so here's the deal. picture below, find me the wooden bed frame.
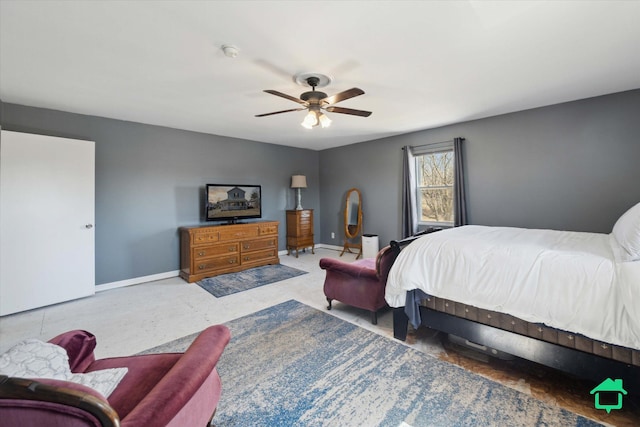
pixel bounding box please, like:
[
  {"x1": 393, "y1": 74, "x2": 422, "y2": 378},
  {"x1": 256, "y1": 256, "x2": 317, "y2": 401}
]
[{"x1": 388, "y1": 233, "x2": 640, "y2": 392}]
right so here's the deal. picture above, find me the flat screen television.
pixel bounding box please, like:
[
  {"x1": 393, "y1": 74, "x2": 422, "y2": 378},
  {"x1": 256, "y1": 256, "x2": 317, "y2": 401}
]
[{"x1": 205, "y1": 184, "x2": 262, "y2": 223}]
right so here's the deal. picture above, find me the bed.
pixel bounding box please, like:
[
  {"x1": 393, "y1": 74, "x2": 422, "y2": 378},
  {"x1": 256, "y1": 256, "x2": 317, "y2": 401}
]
[{"x1": 385, "y1": 202, "x2": 640, "y2": 388}]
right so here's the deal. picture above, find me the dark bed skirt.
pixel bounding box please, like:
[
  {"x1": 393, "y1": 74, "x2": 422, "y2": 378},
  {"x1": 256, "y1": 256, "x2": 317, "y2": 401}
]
[
  {"x1": 416, "y1": 295, "x2": 640, "y2": 367},
  {"x1": 393, "y1": 295, "x2": 640, "y2": 390}
]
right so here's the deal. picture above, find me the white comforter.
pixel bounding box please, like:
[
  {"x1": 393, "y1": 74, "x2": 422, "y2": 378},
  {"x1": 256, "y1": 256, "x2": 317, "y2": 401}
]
[{"x1": 385, "y1": 225, "x2": 640, "y2": 350}]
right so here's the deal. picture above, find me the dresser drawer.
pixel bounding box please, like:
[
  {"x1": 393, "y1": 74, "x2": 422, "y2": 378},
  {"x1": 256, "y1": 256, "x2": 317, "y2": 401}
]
[
  {"x1": 299, "y1": 222, "x2": 312, "y2": 231},
  {"x1": 219, "y1": 227, "x2": 259, "y2": 241},
  {"x1": 287, "y1": 235, "x2": 314, "y2": 246},
  {"x1": 241, "y1": 248, "x2": 278, "y2": 264},
  {"x1": 259, "y1": 223, "x2": 278, "y2": 235},
  {"x1": 241, "y1": 237, "x2": 277, "y2": 252},
  {"x1": 193, "y1": 243, "x2": 238, "y2": 260},
  {"x1": 195, "y1": 254, "x2": 239, "y2": 272},
  {"x1": 296, "y1": 236, "x2": 314, "y2": 246},
  {"x1": 298, "y1": 217, "x2": 312, "y2": 226},
  {"x1": 192, "y1": 231, "x2": 219, "y2": 245}
]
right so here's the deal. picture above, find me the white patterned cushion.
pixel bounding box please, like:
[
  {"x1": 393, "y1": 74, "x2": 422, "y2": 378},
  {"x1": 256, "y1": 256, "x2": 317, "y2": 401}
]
[
  {"x1": 0, "y1": 339, "x2": 70, "y2": 379},
  {"x1": 67, "y1": 369, "x2": 129, "y2": 398},
  {"x1": 0, "y1": 339, "x2": 127, "y2": 398}
]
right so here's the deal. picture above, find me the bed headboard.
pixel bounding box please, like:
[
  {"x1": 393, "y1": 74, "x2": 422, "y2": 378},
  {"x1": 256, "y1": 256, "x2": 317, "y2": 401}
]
[{"x1": 389, "y1": 227, "x2": 443, "y2": 254}]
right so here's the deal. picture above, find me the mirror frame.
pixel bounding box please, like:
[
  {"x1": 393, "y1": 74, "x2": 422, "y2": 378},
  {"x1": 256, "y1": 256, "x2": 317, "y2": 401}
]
[
  {"x1": 340, "y1": 188, "x2": 363, "y2": 259},
  {"x1": 344, "y1": 188, "x2": 362, "y2": 238}
]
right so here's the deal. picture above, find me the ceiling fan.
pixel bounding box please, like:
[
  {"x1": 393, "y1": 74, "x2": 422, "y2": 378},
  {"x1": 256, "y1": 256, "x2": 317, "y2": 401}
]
[{"x1": 255, "y1": 74, "x2": 372, "y2": 129}]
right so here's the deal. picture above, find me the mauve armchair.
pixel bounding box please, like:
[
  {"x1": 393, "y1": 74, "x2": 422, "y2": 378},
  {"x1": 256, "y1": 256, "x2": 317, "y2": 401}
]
[
  {"x1": 0, "y1": 325, "x2": 231, "y2": 427},
  {"x1": 320, "y1": 245, "x2": 399, "y2": 324}
]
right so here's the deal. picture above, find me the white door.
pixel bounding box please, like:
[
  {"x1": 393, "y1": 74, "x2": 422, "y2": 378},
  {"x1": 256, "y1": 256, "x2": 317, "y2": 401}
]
[{"x1": 0, "y1": 130, "x2": 95, "y2": 315}]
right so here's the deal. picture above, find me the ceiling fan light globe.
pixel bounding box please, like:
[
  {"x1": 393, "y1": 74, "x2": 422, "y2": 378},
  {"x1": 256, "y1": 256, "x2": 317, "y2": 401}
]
[
  {"x1": 302, "y1": 111, "x2": 317, "y2": 129},
  {"x1": 306, "y1": 111, "x2": 319, "y2": 125},
  {"x1": 319, "y1": 113, "x2": 332, "y2": 128}
]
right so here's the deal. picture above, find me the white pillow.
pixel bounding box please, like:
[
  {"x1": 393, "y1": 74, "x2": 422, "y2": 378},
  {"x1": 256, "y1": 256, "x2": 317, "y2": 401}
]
[
  {"x1": 0, "y1": 339, "x2": 70, "y2": 379},
  {"x1": 612, "y1": 202, "x2": 640, "y2": 262},
  {"x1": 0, "y1": 339, "x2": 127, "y2": 398}
]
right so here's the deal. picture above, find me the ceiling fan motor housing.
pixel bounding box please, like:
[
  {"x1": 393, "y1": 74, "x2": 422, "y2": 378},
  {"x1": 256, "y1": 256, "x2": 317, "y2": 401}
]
[
  {"x1": 300, "y1": 76, "x2": 327, "y2": 104},
  {"x1": 300, "y1": 91, "x2": 328, "y2": 103}
]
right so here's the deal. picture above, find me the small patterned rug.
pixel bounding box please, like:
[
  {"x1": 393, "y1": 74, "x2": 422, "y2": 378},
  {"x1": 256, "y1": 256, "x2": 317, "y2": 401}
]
[
  {"x1": 196, "y1": 264, "x2": 307, "y2": 297},
  {"x1": 143, "y1": 300, "x2": 602, "y2": 426}
]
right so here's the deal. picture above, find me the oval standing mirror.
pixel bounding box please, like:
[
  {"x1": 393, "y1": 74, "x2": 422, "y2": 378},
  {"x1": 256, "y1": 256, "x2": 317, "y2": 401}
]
[{"x1": 340, "y1": 188, "x2": 363, "y2": 259}]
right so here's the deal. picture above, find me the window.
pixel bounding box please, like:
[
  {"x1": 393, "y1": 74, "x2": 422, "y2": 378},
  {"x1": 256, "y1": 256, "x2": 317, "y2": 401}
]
[{"x1": 415, "y1": 149, "x2": 455, "y2": 226}]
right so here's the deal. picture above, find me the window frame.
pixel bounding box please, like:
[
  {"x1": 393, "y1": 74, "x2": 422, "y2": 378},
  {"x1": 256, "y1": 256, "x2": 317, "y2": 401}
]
[{"x1": 413, "y1": 143, "x2": 455, "y2": 228}]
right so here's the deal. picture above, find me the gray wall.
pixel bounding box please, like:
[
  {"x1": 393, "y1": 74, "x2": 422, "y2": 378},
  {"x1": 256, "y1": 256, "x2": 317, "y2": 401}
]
[
  {"x1": 319, "y1": 89, "x2": 640, "y2": 248},
  {"x1": 3, "y1": 89, "x2": 639, "y2": 284},
  {"x1": 1, "y1": 103, "x2": 319, "y2": 285}
]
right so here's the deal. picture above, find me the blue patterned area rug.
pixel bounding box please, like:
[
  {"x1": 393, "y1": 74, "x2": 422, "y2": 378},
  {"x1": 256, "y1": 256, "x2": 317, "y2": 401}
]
[
  {"x1": 196, "y1": 264, "x2": 307, "y2": 297},
  {"x1": 143, "y1": 300, "x2": 601, "y2": 426}
]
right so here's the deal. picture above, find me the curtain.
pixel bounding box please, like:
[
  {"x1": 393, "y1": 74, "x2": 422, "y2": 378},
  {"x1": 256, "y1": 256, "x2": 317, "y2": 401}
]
[
  {"x1": 401, "y1": 145, "x2": 418, "y2": 237},
  {"x1": 453, "y1": 137, "x2": 467, "y2": 226}
]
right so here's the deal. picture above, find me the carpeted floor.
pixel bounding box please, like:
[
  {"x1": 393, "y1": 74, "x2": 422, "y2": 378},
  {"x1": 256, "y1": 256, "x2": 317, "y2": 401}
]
[
  {"x1": 197, "y1": 264, "x2": 307, "y2": 297},
  {"x1": 143, "y1": 300, "x2": 602, "y2": 426}
]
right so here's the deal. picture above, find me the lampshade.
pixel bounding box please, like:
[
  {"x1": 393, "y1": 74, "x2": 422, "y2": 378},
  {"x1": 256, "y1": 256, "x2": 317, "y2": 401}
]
[{"x1": 291, "y1": 175, "x2": 307, "y2": 189}]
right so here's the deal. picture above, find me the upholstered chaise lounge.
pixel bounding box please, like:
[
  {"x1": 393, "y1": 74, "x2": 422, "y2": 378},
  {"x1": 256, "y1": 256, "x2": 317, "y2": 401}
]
[
  {"x1": 320, "y1": 245, "x2": 399, "y2": 324},
  {"x1": 0, "y1": 325, "x2": 231, "y2": 427}
]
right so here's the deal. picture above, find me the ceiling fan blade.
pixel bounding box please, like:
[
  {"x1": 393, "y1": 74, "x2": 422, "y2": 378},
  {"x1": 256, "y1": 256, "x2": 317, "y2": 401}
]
[
  {"x1": 253, "y1": 59, "x2": 293, "y2": 80},
  {"x1": 323, "y1": 88, "x2": 365, "y2": 105},
  {"x1": 325, "y1": 106, "x2": 372, "y2": 117},
  {"x1": 255, "y1": 108, "x2": 307, "y2": 117},
  {"x1": 264, "y1": 90, "x2": 307, "y2": 105}
]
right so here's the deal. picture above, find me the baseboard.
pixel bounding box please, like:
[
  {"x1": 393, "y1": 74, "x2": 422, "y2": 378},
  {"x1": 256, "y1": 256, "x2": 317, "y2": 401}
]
[
  {"x1": 96, "y1": 270, "x2": 180, "y2": 292},
  {"x1": 315, "y1": 243, "x2": 343, "y2": 251},
  {"x1": 99, "y1": 245, "x2": 342, "y2": 291},
  {"x1": 278, "y1": 244, "x2": 343, "y2": 256}
]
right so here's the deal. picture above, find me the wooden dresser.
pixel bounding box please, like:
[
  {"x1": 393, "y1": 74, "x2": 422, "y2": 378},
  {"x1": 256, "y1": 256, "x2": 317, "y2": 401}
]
[
  {"x1": 179, "y1": 221, "x2": 279, "y2": 283},
  {"x1": 286, "y1": 209, "x2": 314, "y2": 258}
]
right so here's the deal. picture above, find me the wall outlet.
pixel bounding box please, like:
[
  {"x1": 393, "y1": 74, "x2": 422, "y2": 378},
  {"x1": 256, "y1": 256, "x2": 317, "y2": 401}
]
[{"x1": 331, "y1": 232, "x2": 335, "y2": 239}]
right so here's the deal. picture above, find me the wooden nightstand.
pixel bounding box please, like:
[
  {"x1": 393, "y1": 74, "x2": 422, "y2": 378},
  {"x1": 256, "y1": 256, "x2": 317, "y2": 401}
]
[{"x1": 286, "y1": 209, "x2": 315, "y2": 258}]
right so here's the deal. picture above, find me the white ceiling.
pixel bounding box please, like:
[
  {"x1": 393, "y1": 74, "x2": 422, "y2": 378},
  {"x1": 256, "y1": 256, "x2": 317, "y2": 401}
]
[{"x1": 1, "y1": 1, "x2": 639, "y2": 151}]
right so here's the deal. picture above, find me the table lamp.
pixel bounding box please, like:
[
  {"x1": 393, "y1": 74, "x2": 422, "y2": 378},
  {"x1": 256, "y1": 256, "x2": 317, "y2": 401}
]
[{"x1": 291, "y1": 175, "x2": 307, "y2": 210}]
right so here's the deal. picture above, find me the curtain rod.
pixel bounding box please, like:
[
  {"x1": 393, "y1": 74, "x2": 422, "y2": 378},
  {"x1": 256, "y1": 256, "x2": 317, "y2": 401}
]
[{"x1": 401, "y1": 137, "x2": 465, "y2": 150}]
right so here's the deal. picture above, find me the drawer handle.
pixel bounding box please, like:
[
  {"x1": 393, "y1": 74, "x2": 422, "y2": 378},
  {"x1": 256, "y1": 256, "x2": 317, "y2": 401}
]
[
  {"x1": 244, "y1": 256, "x2": 250, "y2": 261},
  {"x1": 244, "y1": 245, "x2": 250, "y2": 249},
  {"x1": 198, "y1": 265, "x2": 205, "y2": 270},
  {"x1": 228, "y1": 247, "x2": 235, "y2": 252},
  {"x1": 198, "y1": 251, "x2": 205, "y2": 256},
  {"x1": 229, "y1": 259, "x2": 236, "y2": 264}
]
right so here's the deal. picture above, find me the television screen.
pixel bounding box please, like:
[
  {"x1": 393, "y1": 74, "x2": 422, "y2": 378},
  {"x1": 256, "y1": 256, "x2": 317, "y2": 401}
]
[{"x1": 205, "y1": 184, "x2": 262, "y2": 223}]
